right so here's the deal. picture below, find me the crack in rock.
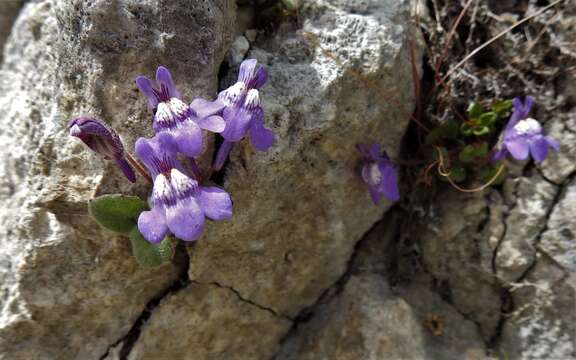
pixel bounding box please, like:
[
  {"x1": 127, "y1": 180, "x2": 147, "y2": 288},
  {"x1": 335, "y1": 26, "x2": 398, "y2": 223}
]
[
  {"x1": 487, "y1": 170, "x2": 576, "y2": 351},
  {"x1": 191, "y1": 280, "x2": 293, "y2": 321},
  {"x1": 271, "y1": 217, "x2": 387, "y2": 359},
  {"x1": 99, "y1": 246, "x2": 191, "y2": 360}
]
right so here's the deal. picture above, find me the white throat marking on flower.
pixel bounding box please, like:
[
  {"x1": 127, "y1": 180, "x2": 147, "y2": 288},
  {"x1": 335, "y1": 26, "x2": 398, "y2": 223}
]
[
  {"x1": 369, "y1": 163, "x2": 382, "y2": 185},
  {"x1": 514, "y1": 118, "x2": 542, "y2": 136}
]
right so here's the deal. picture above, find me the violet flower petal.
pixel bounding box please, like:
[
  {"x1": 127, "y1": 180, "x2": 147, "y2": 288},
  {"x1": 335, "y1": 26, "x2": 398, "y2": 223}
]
[
  {"x1": 198, "y1": 187, "x2": 233, "y2": 221},
  {"x1": 530, "y1": 136, "x2": 549, "y2": 162},
  {"x1": 506, "y1": 138, "x2": 530, "y2": 160},
  {"x1": 165, "y1": 198, "x2": 205, "y2": 242},
  {"x1": 368, "y1": 187, "x2": 381, "y2": 204},
  {"x1": 190, "y1": 98, "x2": 225, "y2": 118},
  {"x1": 380, "y1": 161, "x2": 400, "y2": 202},
  {"x1": 114, "y1": 157, "x2": 137, "y2": 183},
  {"x1": 197, "y1": 115, "x2": 226, "y2": 133},
  {"x1": 368, "y1": 144, "x2": 381, "y2": 160},
  {"x1": 491, "y1": 148, "x2": 508, "y2": 163},
  {"x1": 138, "y1": 206, "x2": 169, "y2": 244},
  {"x1": 238, "y1": 59, "x2": 267, "y2": 89},
  {"x1": 249, "y1": 115, "x2": 274, "y2": 151},
  {"x1": 156, "y1": 66, "x2": 180, "y2": 100},
  {"x1": 135, "y1": 76, "x2": 159, "y2": 111},
  {"x1": 545, "y1": 136, "x2": 560, "y2": 151},
  {"x1": 172, "y1": 122, "x2": 203, "y2": 157},
  {"x1": 68, "y1": 117, "x2": 136, "y2": 182},
  {"x1": 221, "y1": 107, "x2": 252, "y2": 142}
]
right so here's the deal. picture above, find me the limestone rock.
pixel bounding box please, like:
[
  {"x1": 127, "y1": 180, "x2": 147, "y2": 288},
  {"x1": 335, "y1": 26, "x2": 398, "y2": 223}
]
[
  {"x1": 128, "y1": 283, "x2": 292, "y2": 360},
  {"x1": 499, "y1": 256, "x2": 576, "y2": 360},
  {"x1": 0, "y1": 0, "x2": 23, "y2": 62},
  {"x1": 188, "y1": 0, "x2": 418, "y2": 319},
  {"x1": 539, "y1": 179, "x2": 576, "y2": 272},
  {"x1": 495, "y1": 174, "x2": 558, "y2": 282},
  {"x1": 276, "y1": 274, "x2": 429, "y2": 360},
  {"x1": 0, "y1": 0, "x2": 234, "y2": 359},
  {"x1": 417, "y1": 189, "x2": 503, "y2": 340}
]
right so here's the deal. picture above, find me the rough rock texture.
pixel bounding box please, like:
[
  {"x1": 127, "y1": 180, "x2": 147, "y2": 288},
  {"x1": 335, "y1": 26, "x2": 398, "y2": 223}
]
[
  {"x1": 0, "y1": 0, "x2": 24, "y2": 62},
  {"x1": 1, "y1": 0, "x2": 574, "y2": 359},
  {"x1": 277, "y1": 274, "x2": 430, "y2": 360},
  {"x1": 128, "y1": 283, "x2": 291, "y2": 360},
  {"x1": 187, "y1": 0, "x2": 417, "y2": 319},
  {"x1": 0, "y1": 0, "x2": 234, "y2": 359},
  {"x1": 276, "y1": 219, "x2": 487, "y2": 360}
]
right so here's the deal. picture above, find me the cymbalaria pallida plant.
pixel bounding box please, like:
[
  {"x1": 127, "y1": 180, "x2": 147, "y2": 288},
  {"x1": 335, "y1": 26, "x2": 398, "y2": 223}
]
[{"x1": 69, "y1": 59, "x2": 273, "y2": 267}]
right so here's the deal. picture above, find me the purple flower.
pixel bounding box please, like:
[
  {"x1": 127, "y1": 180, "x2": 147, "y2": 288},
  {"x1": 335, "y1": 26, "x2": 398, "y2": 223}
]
[
  {"x1": 135, "y1": 133, "x2": 232, "y2": 243},
  {"x1": 136, "y1": 66, "x2": 226, "y2": 158},
  {"x1": 357, "y1": 143, "x2": 399, "y2": 204},
  {"x1": 492, "y1": 96, "x2": 559, "y2": 163},
  {"x1": 212, "y1": 59, "x2": 274, "y2": 171},
  {"x1": 218, "y1": 59, "x2": 274, "y2": 150},
  {"x1": 68, "y1": 117, "x2": 136, "y2": 183}
]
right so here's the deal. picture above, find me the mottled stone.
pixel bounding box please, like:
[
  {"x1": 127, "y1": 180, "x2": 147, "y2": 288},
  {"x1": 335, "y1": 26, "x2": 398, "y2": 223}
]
[
  {"x1": 418, "y1": 189, "x2": 502, "y2": 340},
  {"x1": 539, "y1": 179, "x2": 576, "y2": 271},
  {"x1": 0, "y1": 0, "x2": 24, "y2": 62},
  {"x1": 277, "y1": 274, "x2": 429, "y2": 360},
  {"x1": 188, "y1": 0, "x2": 418, "y2": 318},
  {"x1": 495, "y1": 175, "x2": 558, "y2": 282},
  {"x1": 539, "y1": 113, "x2": 576, "y2": 184},
  {"x1": 399, "y1": 279, "x2": 488, "y2": 360},
  {"x1": 499, "y1": 256, "x2": 576, "y2": 360},
  {"x1": 128, "y1": 283, "x2": 291, "y2": 360},
  {"x1": 0, "y1": 0, "x2": 234, "y2": 359}
]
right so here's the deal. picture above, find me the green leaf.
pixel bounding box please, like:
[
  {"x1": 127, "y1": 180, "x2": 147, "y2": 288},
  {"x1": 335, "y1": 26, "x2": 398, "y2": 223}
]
[
  {"x1": 479, "y1": 112, "x2": 497, "y2": 126},
  {"x1": 281, "y1": 0, "x2": 299, "y2": 10},
  {"x1": 460, "y1": 122, "x2": 475, "y2": 136},
  {"x1": 478, "y1": 165, "x2": 506, "y2": 186},
  {"x1": 472, "y1": 126, "x2": 491, "y2": 136},
  {"x1": 448, "y1": 165, "x2": 467, "y2": 183},
  {"x1": 425, "y1": 119, "x2": 460, "y2": 144},
  {"x1": 129, "y1": 227, "x2": 174, "y2": 268},
  {"x1": 467, "y1": 102, "x2": 483, "y2": 119},
  {"x1": 439, "y1": 164, "x2": 467, "y2": 183},
  {"x1": 492, "y1": 99, "x2": 513, "y2": 118},
  {"x1": 459, "y1": 143, "x2": 488, "y2": 163},
  {"x1": 89, "y1": 194, "x2": 149, "y2": 234}
]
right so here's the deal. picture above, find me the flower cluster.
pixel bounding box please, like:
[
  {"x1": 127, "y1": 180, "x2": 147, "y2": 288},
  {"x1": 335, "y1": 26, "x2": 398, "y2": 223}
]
[{"x1": 70, "y1": 59, "x2": 274, "y2": 245}]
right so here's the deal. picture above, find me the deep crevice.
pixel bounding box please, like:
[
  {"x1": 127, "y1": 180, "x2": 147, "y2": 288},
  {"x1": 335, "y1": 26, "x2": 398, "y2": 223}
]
[
  {"x1": 98, "y1": 243, "x2": 191, "y2": 360},
  {"x1": 270, "y1": 215, "x2": 392, "y2": 359}
]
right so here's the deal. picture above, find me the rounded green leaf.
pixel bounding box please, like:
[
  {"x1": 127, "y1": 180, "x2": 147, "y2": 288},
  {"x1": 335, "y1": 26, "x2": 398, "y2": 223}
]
[
  {"x1": 479, "y1": 112, "x2": 497, "y2": 126},
  {"x1": 129, "y1": 227, "x2": 174, "y2": 268},
  {"x1": 89, "y1": 194, "x2": 149, "y2": 234},
  {"x1": 467, "y1": 102, "x2": 483, "y2": 119},
  {"x1": 439, "y1": 164, "x2": 467, "y2": 183},
  {"x1": 459, "y1": 143, "x2": 488, "y2": 163},
  {"x1": 472, "y1": 126, "x2": 490, "y2": 136},
  {"x1": 492, "y1": 99, "x2": 513, "y2": 118}
]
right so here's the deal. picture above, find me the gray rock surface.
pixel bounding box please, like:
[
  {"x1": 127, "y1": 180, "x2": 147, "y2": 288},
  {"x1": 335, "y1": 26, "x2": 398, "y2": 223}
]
[
  {"x1": 0, "y1": 0, "x2": 573, "y2": 359},
  {"x1": 277, "y1": 274, "x2": 429, "y2": 360},
  {"x1": 0, "y1": 0, "x2": 23, "y2": 62},
  {"x1": 128, "y1": 282, "x2": 291, "y2": 360},
  {"x1": 187, "y1": 0, "x2": 417, "y2": 320},
  {"x1": 0, "y1": 0, "x2": 234, "y2": 359}
]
